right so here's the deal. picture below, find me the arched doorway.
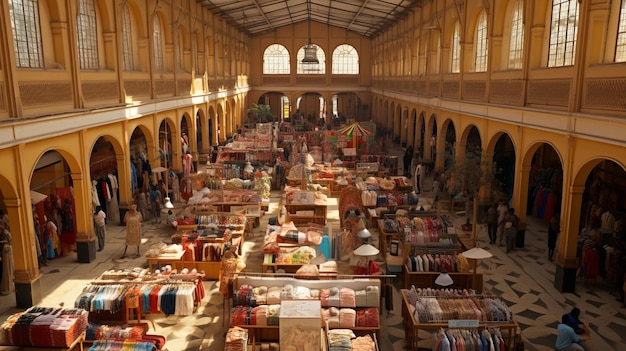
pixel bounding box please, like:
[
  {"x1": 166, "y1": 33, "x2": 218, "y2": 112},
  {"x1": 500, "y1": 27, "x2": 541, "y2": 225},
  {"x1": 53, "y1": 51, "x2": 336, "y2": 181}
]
[{"x1": 30, "y1": 151, "x2": 77, "y2": 260}]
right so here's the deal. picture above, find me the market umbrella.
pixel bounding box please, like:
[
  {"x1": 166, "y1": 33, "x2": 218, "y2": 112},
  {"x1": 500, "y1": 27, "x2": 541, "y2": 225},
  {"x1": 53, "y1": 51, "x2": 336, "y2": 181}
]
[
  {"x1": 30, "y1": 190, "x2": 48, "y2": 204},
  {"x1": 337, "y1": 122, "x2": 372, "y2": 153}
]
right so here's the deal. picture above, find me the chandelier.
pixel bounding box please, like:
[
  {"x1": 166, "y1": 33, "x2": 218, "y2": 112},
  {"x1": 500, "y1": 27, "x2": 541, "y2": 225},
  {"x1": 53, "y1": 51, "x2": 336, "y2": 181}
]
[{"x1": 301, "y1": 0, "x2": 319, "y2": 64}]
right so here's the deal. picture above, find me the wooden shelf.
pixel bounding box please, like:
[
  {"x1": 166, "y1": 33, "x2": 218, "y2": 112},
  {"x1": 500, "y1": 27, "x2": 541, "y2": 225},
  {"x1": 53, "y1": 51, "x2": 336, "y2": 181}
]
[
  {"x1": 400, "y1": 290, "x2": 518, "y2": 351},
  {"x1": 284, "y1": 204, "x2": 327, "y2": 225},
  {"x1": 403, "y1": 265, "x2": 483, "y2": 291}
]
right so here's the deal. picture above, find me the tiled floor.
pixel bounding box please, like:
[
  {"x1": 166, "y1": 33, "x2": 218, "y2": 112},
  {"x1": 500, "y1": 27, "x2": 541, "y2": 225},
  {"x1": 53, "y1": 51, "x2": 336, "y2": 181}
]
[{"x1": 0, "y1": 140, "x2": 625, "y2": 350}]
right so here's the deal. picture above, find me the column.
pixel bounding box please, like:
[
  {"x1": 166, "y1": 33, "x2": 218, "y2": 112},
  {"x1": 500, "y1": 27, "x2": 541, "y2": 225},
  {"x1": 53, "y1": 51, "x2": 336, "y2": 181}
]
[
  {"x1": 554, "y1": 185, "x2": 585, "y2": 292},
  {"x1": 5, "y1": 197, "x2": 42, "y2": 307},
  {"x1": 72, "y1": 171, "x2": 97, "y2": 263}
]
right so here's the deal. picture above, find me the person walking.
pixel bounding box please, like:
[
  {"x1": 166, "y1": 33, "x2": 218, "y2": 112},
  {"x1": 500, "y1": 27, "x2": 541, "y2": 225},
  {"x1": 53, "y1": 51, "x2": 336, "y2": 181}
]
[
  {"x1": 136, "y1": 190, "x2": 150, "y2": 222},
  {"x1": 414, "y1": 159, "x2": 423, "y2": 194},
  {"x1": 504, "y1": 208, "x2": 520, "y2": 253},
  {"x1": 121, "y1": 204, "x2": 143, "y2": 258},
  {"x1": 496, "y1": 201, "x2": 508, "y2": 246},
  {"x1": 486, "y1": 203, "x2": 498, "y2": 245},
  {"x1": 150, "y1": 185, "x2": 162, "y2": 224},
  {"x1": 93, "y1": 205, "x2": 106, "y2": 252},
  {"x1": 549, "y1": 213, "x2": 560, "y2": 261},
  {"x1": 403, "y1": 145, "x2": 414, "y2": 177}
]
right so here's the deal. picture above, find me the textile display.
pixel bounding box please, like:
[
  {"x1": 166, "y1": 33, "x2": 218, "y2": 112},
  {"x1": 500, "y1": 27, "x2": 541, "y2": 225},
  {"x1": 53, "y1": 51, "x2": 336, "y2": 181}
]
[
  {"x1": 431, "y1": 327, "x2": 506, "y2": 351},
  {"x1": 88, "y1": 340, "x2": 157, "y2": 351},
  {"x1": 409, "y1": 296, "x2": 512, "y2": 323},
  {"x1": 74, "y1": 270, "x2": 205, "y2": 317},
  {"x1": 225, "y1": 326, "x2": 248, "y2": 351},
  {"x1": 0, "y1": 307, "x2": 88, "y2": 347}
]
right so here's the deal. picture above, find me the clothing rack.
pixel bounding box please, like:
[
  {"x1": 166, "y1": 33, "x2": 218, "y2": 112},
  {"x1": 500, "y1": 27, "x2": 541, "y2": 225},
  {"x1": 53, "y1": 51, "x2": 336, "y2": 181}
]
[{"x1": 90, "y1": 156, "x2": 118, "y2": 180}]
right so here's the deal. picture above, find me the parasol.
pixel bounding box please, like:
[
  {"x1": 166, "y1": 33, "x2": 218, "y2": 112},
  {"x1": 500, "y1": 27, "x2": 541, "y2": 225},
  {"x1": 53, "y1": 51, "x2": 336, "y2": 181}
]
[{"x1": 337, "y1": 122, "x2": 372, "y2": 153}]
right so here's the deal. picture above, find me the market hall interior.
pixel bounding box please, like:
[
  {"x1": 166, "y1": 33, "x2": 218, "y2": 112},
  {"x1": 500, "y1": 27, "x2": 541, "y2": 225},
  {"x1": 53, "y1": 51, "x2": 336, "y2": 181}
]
[{"x1": 0, "y1": 0, "x2": 626, "y2": 350}]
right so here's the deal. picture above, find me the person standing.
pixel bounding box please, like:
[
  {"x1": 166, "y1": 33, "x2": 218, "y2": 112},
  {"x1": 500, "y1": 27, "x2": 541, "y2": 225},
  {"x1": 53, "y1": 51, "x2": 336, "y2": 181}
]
[
  {"x1": 486, "y1": 203, "x2": 498, "y2": 245},
  {"x1": 504, "y1": 208, "x2": 520, "y2": 253},
  {"x1": 93, "y1": 205, "x2": 106, "y2": 252},
  {"x1": 555, "y1": 314, "x2": 585, "y2": 351},
  {"x1": 122, "y1": 204, "x2": 143, "y2": 258},
  {"x1": 414, "y1": 160, "x2": 423, "y2": 194},
  {"x1": 150, "y1": 185, "x2": 162, "y2": 224},
  {"x1": 549, "y1": 213, "x2": 561, "y2": 261},
  {"x1": 136, "y1": 190, "x2": 149, "y2": 222},
  {"x1": 403, "y1": 145, "x2": 414, "y2": 177},
  {"x1": 0, "y1": 225, "x2": 14, "y2": 295},
  {"x1": 496, "y1": 201, "x2": 508, "y2": 246},
  {"x1": 432, "y1": 175, "x2": 441, "y2": 209}
]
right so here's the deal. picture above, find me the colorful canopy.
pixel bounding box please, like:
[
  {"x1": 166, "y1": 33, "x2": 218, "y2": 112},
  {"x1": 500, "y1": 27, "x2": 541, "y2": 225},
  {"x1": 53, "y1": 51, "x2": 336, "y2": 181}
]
[{"x1": 337, "y1": 122, "x2": 372, "y2": 137}]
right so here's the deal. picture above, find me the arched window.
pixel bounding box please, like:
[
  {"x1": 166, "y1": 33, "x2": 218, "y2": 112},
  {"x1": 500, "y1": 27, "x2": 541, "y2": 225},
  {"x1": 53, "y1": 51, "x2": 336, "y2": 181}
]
[
  {"x1": 263, "y1": 44, "x2": 290, "y2": 74},
  {"x1": 615, "y1": 0, "x2": 626, "y2": 62},
  {"x1": 508, "y1": 0, "x2": 524, "y2": 69},
  {"x1": 77, "y1": 0, "x2": 98, "y2": 70},
  {"x1": 9, "y1": 0, "x2": 43, "y2": 68},
  {"x1": 332, "y1": 44, "x2": 359, "y2": 74},
  {"x1": 153, "y1": 16, "x2": 164, "y2": 72},
  {"x1": 121, "y1": 5, "x2": 133, "y2": 71},
  {"x1": 297, "y1": 44, "x2": 326, "y2": 74},
  {"x1": 451, "y1": 21, "x2": 460, "y2": 73},
  {"x1": 475, "y1": 10, "x2": 488, "y2": 72},
  {"x1": 548, "y1": 0, "x2": 578, "y2": 67}
]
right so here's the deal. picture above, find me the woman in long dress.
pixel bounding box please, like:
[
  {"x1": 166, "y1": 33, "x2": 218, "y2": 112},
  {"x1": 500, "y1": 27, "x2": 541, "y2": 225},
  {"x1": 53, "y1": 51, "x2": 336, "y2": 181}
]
[
  {"x1": 121, "y1": 205, "x2": 143, "y2": 258},
  {"x1": 0, "y1": 226, "x2": 14, "y2": 295}
]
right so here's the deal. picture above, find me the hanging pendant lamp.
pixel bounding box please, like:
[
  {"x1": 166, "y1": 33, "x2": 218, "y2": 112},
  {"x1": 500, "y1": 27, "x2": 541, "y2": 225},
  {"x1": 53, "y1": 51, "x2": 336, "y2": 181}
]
[{"x1": 301, "y1": 0, "x2": 319, "y2": 64}]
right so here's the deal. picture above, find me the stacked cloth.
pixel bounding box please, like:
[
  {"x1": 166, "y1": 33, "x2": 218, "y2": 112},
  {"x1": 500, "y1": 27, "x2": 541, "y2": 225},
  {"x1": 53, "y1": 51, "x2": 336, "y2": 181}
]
[
  {"x1": 224, "y1": 326, "x2": 248, "y2": 351},
  {"x1": 328, "y1": 329, "x2": 355, "y2": 351},
  {"x1": 0, "y1": 307, "x2": 89, "y2": 347},
  {"x1": 352, "y1": 334, "x2": 376, "y2": 351}
]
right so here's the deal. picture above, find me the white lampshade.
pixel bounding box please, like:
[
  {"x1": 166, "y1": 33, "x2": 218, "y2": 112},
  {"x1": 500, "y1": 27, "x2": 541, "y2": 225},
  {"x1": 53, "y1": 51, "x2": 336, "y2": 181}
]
[
  {"x1": 357, "y1": 228, "x2": 372, "y2": 239},
  {"x1": 163, "y1": 197, "x2": 174, "y2": 209},
  {"x1": 333, "y1": 158, "x2": 343, "y2": 165},
  {"x1": 462, "y1": 247, "x2": 493, "y2": 260},
  {"x1": 435, "y1": 272, "x2": 454, "y2": 286},
  {"x1": 353, "y1": 244, "x2": 380, "y2": 257}
]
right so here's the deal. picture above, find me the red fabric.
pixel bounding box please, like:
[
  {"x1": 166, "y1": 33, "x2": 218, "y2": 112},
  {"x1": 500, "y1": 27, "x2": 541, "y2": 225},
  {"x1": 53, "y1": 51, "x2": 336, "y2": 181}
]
[
  {"x1": 149, "y1": 286, "x2": 162, "y2": 313},
  {"x1": 356, "y1": 308, "x2": 379, "y2": 327},
  {"x1": 583, "y1": 248, "x2": 599, "y2": 279}
]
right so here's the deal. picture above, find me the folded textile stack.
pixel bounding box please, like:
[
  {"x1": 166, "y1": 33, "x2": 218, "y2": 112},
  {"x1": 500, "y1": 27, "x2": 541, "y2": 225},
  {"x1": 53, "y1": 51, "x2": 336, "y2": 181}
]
[
  {"x1": 356, "y1": 308, "x2": 379, "y2": 327},
  {"x1": 351, "y1": 334, "x2": 376, "y2": 351},
  {"x1": 224, "y1": 326, "x2": 248, "y2": 351},
  {"x1": 339, "y1": 288, "x2": 356, "y2": 308},
  {"x1": 328, "y1": 329, "x2": 356, "y2": 351},
  {"x1": 339, "y1": 308, "x2": 356, "y2": 328},
  {"x1": 0, "y1": 307, "x2": 88, "y2": 347},
  {"x1": 365, "y1": 286, "x2": 380, "y2": 307}
]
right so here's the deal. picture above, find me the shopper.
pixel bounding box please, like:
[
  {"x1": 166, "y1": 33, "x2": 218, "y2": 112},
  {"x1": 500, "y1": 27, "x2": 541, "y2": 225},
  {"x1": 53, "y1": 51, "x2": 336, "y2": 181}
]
[
  {"x1": 136, "y1": 190, "x2": 150, "y2": 222},
  {"x1": 555, "y1": 314, "x2": 585, "y2": 351},
  {"x1": 150, "y1": 185, "x2": 162, "y2": 224},
  {"x1": 403, "y1": 145, "x2": 414, "y2": 177},
  {"x1": 549, "y1": 213, "x2": 560, "y2": 261},
  {"x1": 121, "y1": 204, "x2": 143, "y2": 259},
  {"x1": 414, "y1": 159, "x2": 423, "y2": 194},
  {"x1": 93, "y1": 205, "x2": 106, "y2": 252},
  {"x1": 496, "y1": 201, "x2": 508, "y2": 246},
  {"x1": 0, "y1": 224, "x2": 14, "y2": 295},
  {"x1": 504, "y1": 208, "x2": 519, "y2": 253},
  {"x1": 564, "y1": 308, "x2": 586, "y2": 335},
  {"x1": 486, "y1": 203, "x2": 498, "y2": 245}
]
